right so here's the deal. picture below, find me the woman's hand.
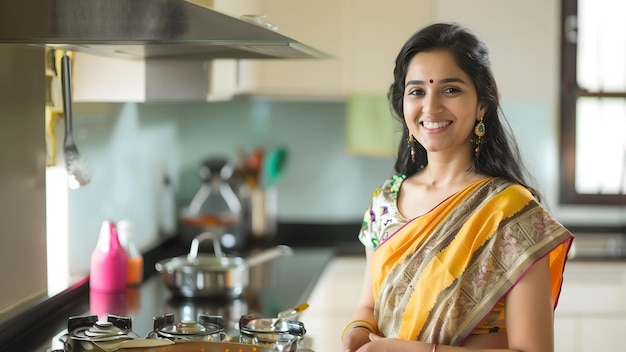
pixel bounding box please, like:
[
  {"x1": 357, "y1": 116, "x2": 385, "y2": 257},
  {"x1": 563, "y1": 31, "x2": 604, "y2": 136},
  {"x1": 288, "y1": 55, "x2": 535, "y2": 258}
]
[
  {"x1": 342, "y1": 326, "x2": 373, "y2": 352},
  {"x1": 355, "y1": 333, "x2": 432, "y2": 352}
]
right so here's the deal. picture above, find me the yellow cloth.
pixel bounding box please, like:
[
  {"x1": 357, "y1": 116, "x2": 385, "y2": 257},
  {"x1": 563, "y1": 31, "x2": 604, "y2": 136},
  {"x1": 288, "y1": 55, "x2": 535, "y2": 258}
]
[{"x1": 371, "y1": 177, "x2": 573, "y2": 345}]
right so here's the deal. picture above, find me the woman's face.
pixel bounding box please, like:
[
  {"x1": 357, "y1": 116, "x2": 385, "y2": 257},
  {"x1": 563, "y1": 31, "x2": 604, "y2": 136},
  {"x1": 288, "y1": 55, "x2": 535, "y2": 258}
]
[{"x1": 403, "y1": 49, "x2": 485, "y2": 156}]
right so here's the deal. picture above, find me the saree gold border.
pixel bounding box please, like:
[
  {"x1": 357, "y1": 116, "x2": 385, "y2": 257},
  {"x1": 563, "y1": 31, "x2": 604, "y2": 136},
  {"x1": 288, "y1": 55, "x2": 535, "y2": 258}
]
[
  {"x1": 372, "y1": 177, "x2": 494, "y2": 338},
  {"x1": 442, "y1": 205, "x2": 572, "y2": 345},
  {"x1": 417, "y1": 179, "x2": 517, "y2": 342},
  {"x1": 397, "y1": 183, "x2": 531, "y2": 340},
  {"x1": 417, "y1": 188, "x2": 572, "y2": 345}
]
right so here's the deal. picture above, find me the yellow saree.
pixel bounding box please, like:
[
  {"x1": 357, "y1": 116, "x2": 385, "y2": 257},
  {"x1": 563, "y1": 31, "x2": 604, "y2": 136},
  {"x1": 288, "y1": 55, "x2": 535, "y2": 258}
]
[{"x1": 371, "y1": 177, "x2": 573, "y2": 345}]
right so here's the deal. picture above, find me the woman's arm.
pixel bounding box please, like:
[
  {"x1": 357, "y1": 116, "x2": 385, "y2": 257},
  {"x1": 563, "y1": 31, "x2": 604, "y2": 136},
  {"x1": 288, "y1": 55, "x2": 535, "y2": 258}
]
[
  {"x1": 504, "y1": 255, "x2": 555, "y2": 351},
  {"x1": 342, "y1": 247, "x2": 378, "y2": 352}
]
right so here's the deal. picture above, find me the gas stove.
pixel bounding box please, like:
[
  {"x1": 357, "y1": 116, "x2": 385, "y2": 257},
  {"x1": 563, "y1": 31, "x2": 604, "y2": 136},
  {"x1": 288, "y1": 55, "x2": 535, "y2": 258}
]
[
  {"x1": 0, "y1": 247, "x2": 332, "y2": 352},
  {"x1": 50, "y1": 312, "x2": 312, "y2": 352}
]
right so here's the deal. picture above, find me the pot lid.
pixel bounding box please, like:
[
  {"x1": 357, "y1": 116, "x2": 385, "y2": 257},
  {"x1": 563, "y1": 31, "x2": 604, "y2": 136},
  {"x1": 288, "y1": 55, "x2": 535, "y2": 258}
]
[
  {"x1": 240, "y1": 317, "x2": 306, "y2": 337},
  {"x1": 156, "y1": 255, "x2": 244, "y2": 272},
  {"x1": 159, "y1": 321, "x2": 217, "y2": 336},
  {"x1": 154, "y1": 314, "x2": 224, "y2": 337}
]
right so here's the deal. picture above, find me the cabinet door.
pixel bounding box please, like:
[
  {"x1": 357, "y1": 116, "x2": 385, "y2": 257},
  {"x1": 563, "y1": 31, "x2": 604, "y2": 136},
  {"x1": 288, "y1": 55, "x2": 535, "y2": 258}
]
[
  {"x1": 247, "y1": 0, "x2": 433, "y2": 99},
  {"x1": 344, "y1": 0, "x2": 432, "y2": 95},
  {"x1": 555, "y1": 261, "x2": 626, "y2": 352},
  {"x1": 554, "y1": 315, "x2": 578, "y2": 352},
  {"x1": 72, "y1": 52, "x2": 146, "y2": 102},
  {"x1": 579, "y1": 316, "x2": 626, "y2": 351},
  {"x1": 210, "y1": 0, "x2": 261, "y2": 17},
  {"x1": 558, "y1": 262, "x2": 626, "y2": 314},
  {"x1": 240, "y1": 0, "x2": 346, "y2": 98}
]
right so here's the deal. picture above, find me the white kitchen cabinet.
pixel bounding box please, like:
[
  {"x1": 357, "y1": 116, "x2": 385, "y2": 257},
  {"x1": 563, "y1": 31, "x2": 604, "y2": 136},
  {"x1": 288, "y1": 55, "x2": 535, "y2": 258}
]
[
  {"x1": 68, "y1": 2, "x2": 252, "y2": 103},
  {"x1": 70, "y1": 52, "x2": 240, "y2": 103},
  {"x1": 242, "y1": 0, "x2": 433, "y2": 99},
  {"x1": 71, "y1": 52, "x2": 145, "y2": 102},
  {"x1": 554, "y1": 261, "x2": 626, "y2": 352},
  {"x1": 553, "y1": 316, "x2": 577, "y2": 352},
  {"x1": 579, "y1": 316, "x2": 626, "y2": 351}
]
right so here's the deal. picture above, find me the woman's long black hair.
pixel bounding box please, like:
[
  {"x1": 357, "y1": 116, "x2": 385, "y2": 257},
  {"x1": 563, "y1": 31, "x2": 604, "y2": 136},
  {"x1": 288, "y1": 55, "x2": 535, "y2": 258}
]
[{"x1": 388, "y1": 23, "x2": 540, "y2": 200}]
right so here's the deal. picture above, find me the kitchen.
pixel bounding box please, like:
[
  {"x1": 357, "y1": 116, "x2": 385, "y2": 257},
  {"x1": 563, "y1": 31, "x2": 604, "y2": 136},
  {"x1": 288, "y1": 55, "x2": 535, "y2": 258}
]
[{"x1": 1, "y1": 0, "x2": 626, "y2": 351}]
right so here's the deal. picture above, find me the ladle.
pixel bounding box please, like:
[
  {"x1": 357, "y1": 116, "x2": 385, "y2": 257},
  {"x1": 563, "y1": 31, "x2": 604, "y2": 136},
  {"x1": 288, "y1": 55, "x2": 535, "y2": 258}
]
[{"x1": 61, "y1": 53, "x2": 90, "y2": 188}]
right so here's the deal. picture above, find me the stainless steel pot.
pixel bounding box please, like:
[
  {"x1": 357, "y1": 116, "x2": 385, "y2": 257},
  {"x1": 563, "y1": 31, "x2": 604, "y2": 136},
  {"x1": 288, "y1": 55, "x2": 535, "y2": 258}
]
[
  {"x1": 155, "y1": 232, "x2": 293, "y2": 298},
  {"x1": 148, "y1": 313, "x2": 228, "y2": 342},
  {"x1": 238, "y1": 315, "x2": 306, "y2": 352},
  {"x1": 163, "y1": 296, "x2": 248, "y2": 337}
]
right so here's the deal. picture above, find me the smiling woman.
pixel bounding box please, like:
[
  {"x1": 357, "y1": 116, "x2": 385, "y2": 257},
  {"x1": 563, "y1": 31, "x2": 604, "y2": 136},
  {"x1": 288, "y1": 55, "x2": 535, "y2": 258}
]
[
  {"x1": 402, "y1": 50, "x2": 485, "y2": 158},
  {"x1": 341, "y1": 23, "x2": 573, "y2": 352}
]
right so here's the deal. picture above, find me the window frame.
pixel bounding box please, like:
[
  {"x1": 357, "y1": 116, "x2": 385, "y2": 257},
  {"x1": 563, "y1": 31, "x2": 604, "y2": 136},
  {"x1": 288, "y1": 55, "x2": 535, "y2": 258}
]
[{"x1": 559, "y1": 0, "x2": 626, "y2": 204}]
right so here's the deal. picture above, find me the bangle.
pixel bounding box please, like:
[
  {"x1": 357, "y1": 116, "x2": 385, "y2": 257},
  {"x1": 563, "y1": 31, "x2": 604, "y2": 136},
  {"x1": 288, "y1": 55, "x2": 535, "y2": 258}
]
[
  {"x1": 432, "y1": 343, "x2": 438, "y2": 352},
  {"x1": 340, "y1": 320, "x2": 379, "y2": 342}
]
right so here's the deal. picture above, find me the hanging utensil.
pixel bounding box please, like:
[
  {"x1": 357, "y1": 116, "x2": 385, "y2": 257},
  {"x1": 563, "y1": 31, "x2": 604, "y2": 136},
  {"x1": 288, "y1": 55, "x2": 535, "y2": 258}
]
[{"x1": 61, "y1": 52, "x2": 91, "y2": 188}]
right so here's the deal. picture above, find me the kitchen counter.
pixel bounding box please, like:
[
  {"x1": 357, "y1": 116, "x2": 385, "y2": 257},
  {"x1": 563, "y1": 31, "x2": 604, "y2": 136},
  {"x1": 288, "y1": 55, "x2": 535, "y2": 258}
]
[{"x1": 1, "y1": 237, "x2": 335, "y2": 352}]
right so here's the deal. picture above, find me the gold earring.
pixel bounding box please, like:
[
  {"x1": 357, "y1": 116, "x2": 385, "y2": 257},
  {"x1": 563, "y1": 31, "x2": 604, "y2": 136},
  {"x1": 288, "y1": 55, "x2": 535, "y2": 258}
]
[
  {"x1": 407, "y1": 133, "x2": 416, "y2": 162},
  {"x1": 471, "y1": 117, "x2": 486, "y2": 157}
]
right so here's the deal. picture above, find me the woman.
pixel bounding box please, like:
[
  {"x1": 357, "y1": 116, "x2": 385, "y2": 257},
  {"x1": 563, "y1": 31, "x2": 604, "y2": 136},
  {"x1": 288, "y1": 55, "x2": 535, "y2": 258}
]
[{"x1": 342, "y1": 23, "x2": 573, "y2": 352}]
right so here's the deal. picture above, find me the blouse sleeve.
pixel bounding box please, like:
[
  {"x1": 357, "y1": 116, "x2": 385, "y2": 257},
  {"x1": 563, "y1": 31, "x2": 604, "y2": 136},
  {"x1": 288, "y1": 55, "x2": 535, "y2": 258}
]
[
  {"x1": 357, "y1": 174, "x2": 406, "y2": 250},
  {"x1": 358, "y1": 197, "x2": 378, "y2": 250}
]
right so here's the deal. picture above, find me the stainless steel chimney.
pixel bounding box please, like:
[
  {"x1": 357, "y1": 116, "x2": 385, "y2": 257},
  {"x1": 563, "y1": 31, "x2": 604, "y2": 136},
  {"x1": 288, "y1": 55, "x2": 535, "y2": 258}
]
[{"x1": 0, "y1": 0, "x2": 326, "y2": 60}]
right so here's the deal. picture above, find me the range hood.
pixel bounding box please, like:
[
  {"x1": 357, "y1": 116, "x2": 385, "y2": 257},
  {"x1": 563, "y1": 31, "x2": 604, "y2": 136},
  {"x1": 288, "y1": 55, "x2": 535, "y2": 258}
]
[{"x1": 0, "y1": 0, "x2": 326, "y2": 60}]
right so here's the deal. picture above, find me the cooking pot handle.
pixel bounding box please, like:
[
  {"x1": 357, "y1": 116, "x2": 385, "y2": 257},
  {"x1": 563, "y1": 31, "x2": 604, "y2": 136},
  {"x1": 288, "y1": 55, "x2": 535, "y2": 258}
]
[
  {"x1": 245, "y1": 245, "x2": 293, "y2": 267},
  {"x1": 188, "y1": 232, "x2": 223, "y2": 260},
  {"x1": 287, "y1": 320, "x2": 306, "y2": 337}
]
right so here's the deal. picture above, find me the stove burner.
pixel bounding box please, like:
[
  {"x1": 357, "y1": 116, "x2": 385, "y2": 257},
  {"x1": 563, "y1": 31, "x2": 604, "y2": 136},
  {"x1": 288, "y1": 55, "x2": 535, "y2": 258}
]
[
  {"x1": 68, "y1": 314, "x2": 132, "y2": 333},
  {"x1": 150, "y1": 313, "x2": 227, "y2": 341},
  {"x1": 67, "y1": 315, "x2": 136, "y2": 342},
  {"x1": 77, "y1": 322, "x2": 128, "y2": 339},
  {"x1": 55, "y1": 313, "x2": 310, "y2": 351}
]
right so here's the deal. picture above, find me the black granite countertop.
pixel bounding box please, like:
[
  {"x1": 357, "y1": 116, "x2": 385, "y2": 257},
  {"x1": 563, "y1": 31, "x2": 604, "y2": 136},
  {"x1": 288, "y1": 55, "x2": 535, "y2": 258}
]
[{"x1": 0, "y1": 233, "x2": 341, "y2": 352}]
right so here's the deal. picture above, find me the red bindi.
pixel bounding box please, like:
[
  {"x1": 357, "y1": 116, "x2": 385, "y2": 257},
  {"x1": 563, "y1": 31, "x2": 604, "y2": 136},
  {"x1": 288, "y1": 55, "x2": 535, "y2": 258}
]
[{"x1": 429, "y1": 79, "x2": 434, "y2": 84}]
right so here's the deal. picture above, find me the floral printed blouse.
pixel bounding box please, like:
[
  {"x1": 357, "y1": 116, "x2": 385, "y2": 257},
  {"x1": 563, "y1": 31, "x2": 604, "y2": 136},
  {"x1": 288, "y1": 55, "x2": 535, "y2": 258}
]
[{"x1": 358, "y1": 173, "x2": 409, "y2": 250}]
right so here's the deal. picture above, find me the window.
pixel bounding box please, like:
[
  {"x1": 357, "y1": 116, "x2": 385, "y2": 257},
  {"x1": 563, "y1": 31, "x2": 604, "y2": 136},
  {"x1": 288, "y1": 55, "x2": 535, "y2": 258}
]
[{"x1": 560, "y1": 0, "x2": 626, "y2": 204}]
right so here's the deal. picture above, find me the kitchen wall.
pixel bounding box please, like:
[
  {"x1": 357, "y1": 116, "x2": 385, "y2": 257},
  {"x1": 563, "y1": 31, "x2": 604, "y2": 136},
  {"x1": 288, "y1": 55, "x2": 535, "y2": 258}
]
[{"x1": 64, "y1": 100, "x2": 395, "y2": 277}]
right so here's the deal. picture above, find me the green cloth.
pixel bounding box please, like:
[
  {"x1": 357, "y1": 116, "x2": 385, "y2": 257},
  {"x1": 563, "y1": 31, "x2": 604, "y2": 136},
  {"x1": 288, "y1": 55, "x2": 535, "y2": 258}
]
[{"x1": 346, "y1": 94, "x2": 400, "y2": 156}]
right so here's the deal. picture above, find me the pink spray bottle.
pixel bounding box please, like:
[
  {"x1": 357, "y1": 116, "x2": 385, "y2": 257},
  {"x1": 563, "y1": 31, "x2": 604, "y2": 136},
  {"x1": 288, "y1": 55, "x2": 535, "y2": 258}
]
[{"x1": 89, "y1": 220, "x2": 128, "y2": 292}]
